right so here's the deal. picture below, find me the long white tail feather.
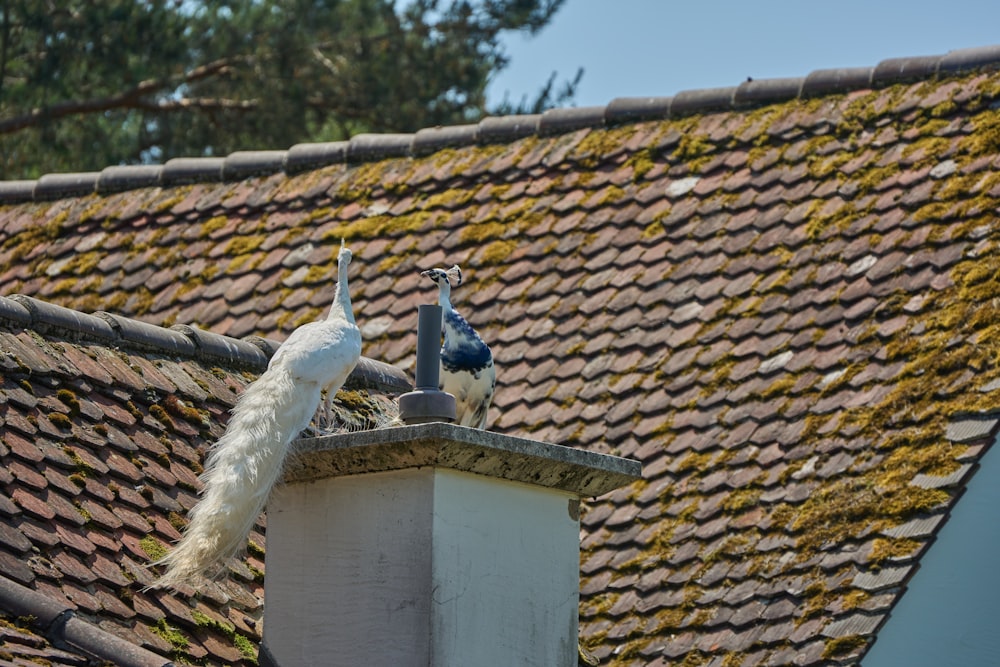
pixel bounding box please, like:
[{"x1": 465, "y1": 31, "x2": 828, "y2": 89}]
[
  {"x1": 149, "y1": 238, "x2": 362, "y2": 591},
  {"x1": 150, "y1": 365, "x2": 319, "y2": 590}
]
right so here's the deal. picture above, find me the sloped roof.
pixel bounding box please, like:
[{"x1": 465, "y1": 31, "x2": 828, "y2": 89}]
[
  {"x1": 0, "y1": 295, "x2": 406, "y2": 666},
  {"x1": 2, "y1": 43, "x2": 1000, "y2": 665}
]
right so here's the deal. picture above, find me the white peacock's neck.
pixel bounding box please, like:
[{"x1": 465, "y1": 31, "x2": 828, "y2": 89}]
[
  {"x1": 328, "y1": 258, "x2": 356, "y2": 323},
  {"x1": 437, "y1": 282, "x2": 454, "y2": 313}
]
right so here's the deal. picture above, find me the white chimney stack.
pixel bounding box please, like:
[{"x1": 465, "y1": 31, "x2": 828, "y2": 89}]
[{"x1": 261, "y1": 422, "x2": 640, "y2": 667}]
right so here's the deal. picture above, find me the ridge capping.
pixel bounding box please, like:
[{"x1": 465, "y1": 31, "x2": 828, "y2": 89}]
[
  {"x1": 3, "y1": 44, "x2": 1000, "y2": 203},
  {"x1": 0, "y1": 293, "x2": 410, "y2": 391}
]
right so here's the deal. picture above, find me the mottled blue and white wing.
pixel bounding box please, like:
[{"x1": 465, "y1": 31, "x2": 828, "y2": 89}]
[{"x1": 440, "y1": 310, "x2": 495, "y2": 428}]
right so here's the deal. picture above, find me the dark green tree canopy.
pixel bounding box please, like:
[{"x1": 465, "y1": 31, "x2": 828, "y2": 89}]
[{"x1": 0, "y1": 0, "x2": 579, "y2": 179}]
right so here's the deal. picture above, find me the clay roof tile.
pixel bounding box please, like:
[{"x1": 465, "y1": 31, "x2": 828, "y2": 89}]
[{"x1": 3, "y1": 42, "x2": 1000, "y2": 667}]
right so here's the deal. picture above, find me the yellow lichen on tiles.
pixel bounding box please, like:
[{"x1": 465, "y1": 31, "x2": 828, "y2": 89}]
[
  {"x1": 868, "y1": 537, "x2": 921, "y2": 569},
  {"x1": 272, "y1": 308, "x2": 295, "y2": 332},
  {"x1": 300, "y1": 205, "x2": 333, "y2": 225},
  {"x1": 49, "y1": 278, "x2": 76, "y2": 296},
  {"x1": 478, "y1": 239, "x2": 518, "y2": 266},
  {"x1": 843, "y1": 85, "x2": 902, "y2": 128},
  {"x1": 58, "y1": 250, "x2": 103, "y2": 276},
  {"x1": 625, "y1": 147, "x2": 657, "y2": 182},
  {"x1": 1, "y1": 216, "x2": 65, "y2": 265},
  {"x1": 163, "y1": 394, "x2": 208, "y2": 426},
  {"x1": 959, "y1": 108, "x2": 1000, "y2": 158},
  {"x1": 235, "y1": 252, "x2": 267, "y2": 275},
  {"x1": 822, "y1": 635, "x2": 866, "y2": 660},
  {"x1": 721, "y1": 488, "x2": 761, "y2": 514},
  {"x1": 671, "y1": 130, "x2": 715, "y2": 174},
  {"x1": 641, "y1": 217, "x2": 667, "y2": 239},
  {"x1": 852, "y1": 162, "x2": 900, "y2": 194},
  {"x1": 104, "y1": 291, "x2": 128, "y2": 313},
  {"x1": 322, "y1": 211, "x2": 432, "y2": 241},
  {"x1": 201, "y1": 215, "x2": 229, "y2": 238},
  {"x1": 151, "y1": 187, "x2": 192, "y2": 213},
  {"x1": 139, "y1": 535, "x2": 168, "y2": 561},
  {"x1": 901, "y1": 135, "x2": 953, "y2": 169},
  {"x1": 570, "y1": 125, "x2": 638, "y2": 168},
  {"x1": 72, "y1": 290, "x2": 106, "y2": 314},
  {"x1": 338, "y1": 160, "x2": 395, "y2": 196},
  {"x1": 586, "y1": 184, "x2": 626, "y2": 207},
  {"x1": 806, "y1": 149, "x2": 852, "y2": 180},
  {"x1": 759, "y1": 375, "x2": 798, "y2": 400},
  {"x1": 420, "y1": 188, "x2": 476, "y2": 210},
  {"x1": 792, "y1": 472, "x2": 945, "y2": 551},
  {"x1": 291, "y1": 307, "x2": 322, "y2": 328},
  {"x1": 224, "y1": 235, "x2": 266, "y2": 256},
  {"x1": 129, "y1": 286, "x2": 155, "y2": 316},
  {"x1": 459, "y1": 220, "x2": 508, "y2": 244},
  {"x1": 498, "y1": 200, "x2": 546, "y2": 229},
  {"x1": 780, "y1": 243, "x2": 1000, "y2": 555},
  {"x1": 804, "y1": 197, "x2": 874, "y2": 240},
  {"x1": 377, "y1": 254, "x2": 406, "y2": 272},
  {"x1": 77, "y1": 198, "x2": 110, "y2": 224}
]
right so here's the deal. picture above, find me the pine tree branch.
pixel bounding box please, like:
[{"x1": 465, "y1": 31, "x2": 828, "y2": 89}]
[{"x1": 0, "y1": 57, "x2": 253, "y2": 134}]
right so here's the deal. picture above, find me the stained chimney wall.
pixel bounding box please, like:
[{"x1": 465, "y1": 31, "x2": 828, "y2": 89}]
[{"x1": 262, "y1": 423, "x2": 642, "y2": 667}]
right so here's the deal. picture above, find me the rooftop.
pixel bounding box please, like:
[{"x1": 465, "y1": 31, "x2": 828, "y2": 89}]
[
  {"x1": 1, "y1": 43, "x2": 1000, "y2": 665},
  {"x1": 0, "y1": 295, "x2": 407, "y2": 665}
]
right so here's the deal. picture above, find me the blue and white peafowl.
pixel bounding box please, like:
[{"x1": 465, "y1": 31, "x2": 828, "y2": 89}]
[
  {"x1": 151, "y1": 240, "x2": 362, "y2": 590},
  {"x1": 421, "y1": 265, "x2": 495, "y2": 429}
]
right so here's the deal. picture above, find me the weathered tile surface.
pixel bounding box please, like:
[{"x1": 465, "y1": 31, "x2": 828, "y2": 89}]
[
  {"x1": 0, "y1": 299, "x2": 405, "y2": 665},
  {"x1": 2, "y1": 45, "x2": 1000, "y2": 665}
]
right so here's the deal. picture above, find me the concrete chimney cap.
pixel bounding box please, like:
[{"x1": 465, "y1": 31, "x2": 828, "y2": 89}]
[{"x1": 289, "y1": 421, "x2": 642, "y2": 498}]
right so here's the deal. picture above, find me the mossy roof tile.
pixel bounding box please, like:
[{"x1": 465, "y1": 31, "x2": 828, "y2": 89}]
[
  {"x1": 2, "y1": 43, "x2": 1000, "y2": 666},
  {"x1": 0, "y1": 301, "x2": 406, "y2": 666}
]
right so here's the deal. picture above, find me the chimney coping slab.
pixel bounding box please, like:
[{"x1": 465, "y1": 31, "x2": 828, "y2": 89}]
[{"x1": 287, "y1": 421, "x2": 642, "y2": 498}]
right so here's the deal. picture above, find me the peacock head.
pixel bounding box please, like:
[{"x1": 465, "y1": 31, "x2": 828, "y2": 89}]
[
  {"x1": 338, "y1": 238, "x2": 353, "y2": 265},
  {"x1": 421, "y1": 265, "x2": 462, "y2": 287}
]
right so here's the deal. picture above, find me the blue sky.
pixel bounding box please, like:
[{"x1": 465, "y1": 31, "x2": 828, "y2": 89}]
[{"x1": 486, "y1": 0, "x2": 1000, "y2": 109}]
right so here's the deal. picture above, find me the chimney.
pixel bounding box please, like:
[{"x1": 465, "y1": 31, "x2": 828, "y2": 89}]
[{"x1": 261, "y1": 423, "x2": 641, "y2": 666}]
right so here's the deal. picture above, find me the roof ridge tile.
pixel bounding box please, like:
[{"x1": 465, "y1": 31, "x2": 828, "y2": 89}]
[
  {"x1": 169, "y1": 322, "x2": 270, "y2": 367},
  {"x1": 477, "y1": 113, "x2": 542, "y2": 142},
  {"x1": 670, "y1": 85, "x2": 738, "y2": 115},
  {"x1": 5, "y1": 43, "x2": 999, "y2": 204},
  {"x1": 0, "y1": 573, "x2": 175, "y2": 667},
  {"x1": 346, "y1": 132, "x2": 413, "y2": 162},
  {"x1": 0, "y1": 295, "x2": 32, "y2": 325},
  {"x1": 604, "y1": 96, "x2": 672, "y2": 123},
  {"x1": 9, "y1": 295, "x2": 117, "y2": 341},
  {"x1": 0, "y1": 180, "x2": 35, "y2": 202},
  {"x1": 160, "y1": 156, "x2": 225, "y2": 186},
  {"x1": 33, "y1": 172, "x2": 100, "y2": 201},
  {"x1": 872, "y1": 54, "x2": 942, "y2": 85},
  {"x1": 412, "y1": 123, "x2": 480, "y2": 156},
  {"x1": 221, "y1": 150, "x2": 287, "y2": 181},
  {"x1": 0, "y1": 294, "x2": 411, "y2": 391},
  {"x1": 940, "y1": 43, "x2": 1000, "y2": 72},
  {"x1": 96, "y1": 311, "x2": 198, "y2": 356},
  {"x1": 284, "y1": 140, "x2": 349, "y2": 173},
  {"x1": 539, "y1": 105, "x2": 606, "y2": 135},
  {"x1": 97, "y1": 164, "x2": 162, "y2": 194},
  {"x1": 734, "y1": 77, "x2": 803, "y2": 107}
]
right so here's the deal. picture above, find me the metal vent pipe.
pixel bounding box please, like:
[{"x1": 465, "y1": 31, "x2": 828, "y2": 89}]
[{"x1": 398, "y1": 304, "x2": 457, "y2": 424}]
